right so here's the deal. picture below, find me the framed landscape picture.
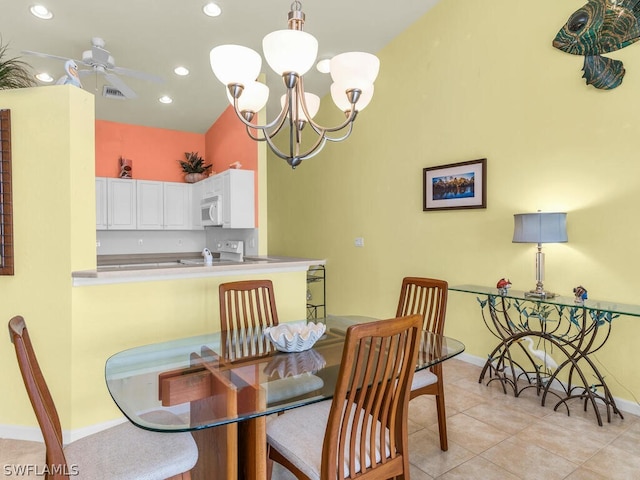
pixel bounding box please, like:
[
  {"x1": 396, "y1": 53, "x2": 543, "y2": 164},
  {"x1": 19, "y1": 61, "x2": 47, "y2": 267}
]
[{"x1": 423, "y1": 158, "x2": 487, "y2": 211}]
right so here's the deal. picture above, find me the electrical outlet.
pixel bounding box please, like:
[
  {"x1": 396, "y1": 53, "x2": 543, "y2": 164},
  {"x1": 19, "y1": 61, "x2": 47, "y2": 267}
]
[
  {"x1": 138, "y1": 239, "x2": 143, "y2": 246},
  {"x1": 178, "y1": 239, "x2": 183, "y2": 247},
  {"x1": 249, "y1": 237, "x2": 256, "y2": 248},
  {"x1": 354, "y1": 237, "x2": 364, "y2": 247},
  {"x1": 96, "y1": 240, "x2": 101, "y2": 248}
]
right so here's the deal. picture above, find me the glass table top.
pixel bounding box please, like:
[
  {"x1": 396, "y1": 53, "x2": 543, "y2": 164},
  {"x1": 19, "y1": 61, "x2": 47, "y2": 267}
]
[
  {"x1": 105, "y1": 315, "x2": 465, "y2": 432},
  {"x1": 450, "y1": 285, "x2": 640, "y2": 318}
]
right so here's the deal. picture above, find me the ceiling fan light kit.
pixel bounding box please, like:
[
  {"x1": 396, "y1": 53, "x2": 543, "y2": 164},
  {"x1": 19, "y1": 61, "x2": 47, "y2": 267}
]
[{"x1": 209, "y1": 0, "x2": 380, "y2": 169}]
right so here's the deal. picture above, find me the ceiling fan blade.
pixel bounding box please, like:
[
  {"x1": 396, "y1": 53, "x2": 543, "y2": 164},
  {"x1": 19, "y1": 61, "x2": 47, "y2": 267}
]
[
  {"x1": 104, "y1": 73, "x2": 137, "y2": 99},
  {"x1": 77, "y1": 69, "x2": 96, "y2": 78},
  {"x1": 21, "y1": 50, "x2": 77, "y2": 63},
  {"x1": 112, "y1": 66, "x2": 164, "y2": 84}
]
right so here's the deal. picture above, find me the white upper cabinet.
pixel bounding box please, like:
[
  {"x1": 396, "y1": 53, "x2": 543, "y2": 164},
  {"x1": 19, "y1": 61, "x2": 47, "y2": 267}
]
[
  {"x1": 137, "y1": 180, "x2": 164, "y2": 229},
  {"x1": 95, "y1": 177, "x2": 108, "y2": 230},
  {"x1": 96, "y1": 171, "x2": 254, "y2": 231},
  {"x1": 163, "y1": 182, "x2": 191, "y2": 230},
  {"x1": 107, "y1": 178, "x2": 137, "y2": 230},
  {"x1": 221, "y1": 169, "x2": 254, "y2": 229}
]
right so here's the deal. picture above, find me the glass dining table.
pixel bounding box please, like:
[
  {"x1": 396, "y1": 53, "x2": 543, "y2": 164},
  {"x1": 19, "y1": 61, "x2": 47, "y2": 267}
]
[{"x1": 105, "y1": 315, "x2": 465, "y2": 480}]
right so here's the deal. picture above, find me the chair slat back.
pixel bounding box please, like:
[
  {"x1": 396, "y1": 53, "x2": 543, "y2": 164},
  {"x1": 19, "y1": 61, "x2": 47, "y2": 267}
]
[
  {"x1": 219, "y1": 280, "x2": 279, "y2": 361},
  {"x1": 321, "y1": 315, "x2": 422, "y2": 480},
  {"x1": 396, "y1": 277, "x2": 448, "y2": 335},
  {"x1": 8, "y1": 316, "x2": 68, "y2": 477}
]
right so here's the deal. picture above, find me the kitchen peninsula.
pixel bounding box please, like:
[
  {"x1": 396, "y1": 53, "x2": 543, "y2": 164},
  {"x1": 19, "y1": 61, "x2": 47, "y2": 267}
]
[{"x1": 72, "y1": 255, "x2": 325, "y2": 286}]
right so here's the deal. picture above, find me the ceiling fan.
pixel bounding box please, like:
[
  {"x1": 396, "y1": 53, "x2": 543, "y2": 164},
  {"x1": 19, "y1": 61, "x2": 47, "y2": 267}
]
[{"x1": 23, "y1": 37, "x2": 164, "y2": 99}]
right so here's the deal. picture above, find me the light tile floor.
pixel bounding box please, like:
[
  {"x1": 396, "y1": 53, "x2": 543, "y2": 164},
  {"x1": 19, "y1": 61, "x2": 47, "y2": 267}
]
[
  {"x1": 273, "y1": 359, "x2": 640, "y2": 480},
  {"x1": 2, "y1": 359, "x2": 638, "y2": 479}
]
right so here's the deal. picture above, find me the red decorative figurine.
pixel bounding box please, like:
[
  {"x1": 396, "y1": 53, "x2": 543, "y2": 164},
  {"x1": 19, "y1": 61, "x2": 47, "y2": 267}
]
[{"x1": 496, "y1": 278, "x2": 512, "y2": 295}]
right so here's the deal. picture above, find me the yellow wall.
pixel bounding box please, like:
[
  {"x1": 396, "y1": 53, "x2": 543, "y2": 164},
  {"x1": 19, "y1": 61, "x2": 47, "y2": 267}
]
[
  {"x1": 0, "y1": 86, "x2": 95, "y2": 426},
  {"x1": 267, "y1": 0, "x2": 640, "y2": 404},
  {"x1": 1, "y1": 86, "x2": 305, "y2": 431}
]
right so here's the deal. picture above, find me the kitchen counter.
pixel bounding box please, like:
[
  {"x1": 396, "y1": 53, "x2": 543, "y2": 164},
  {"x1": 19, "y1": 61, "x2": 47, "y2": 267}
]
[{"x1": 73, "y1": 254, "x2": 326, "y2": 286}]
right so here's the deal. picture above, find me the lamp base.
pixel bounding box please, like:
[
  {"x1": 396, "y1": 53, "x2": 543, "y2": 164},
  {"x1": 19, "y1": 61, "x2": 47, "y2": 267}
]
[{"x1": 525, "y1": 290, "x2": 557, "y2": 299}]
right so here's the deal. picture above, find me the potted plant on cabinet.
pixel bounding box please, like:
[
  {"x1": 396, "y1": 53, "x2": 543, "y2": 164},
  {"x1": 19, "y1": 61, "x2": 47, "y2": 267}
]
[
  {"x1": 178, "y1": 152, "x2": 213, "y2": 183},
  {"x1": 0, "y1": 39, "x2": 36, "y2": 89}
]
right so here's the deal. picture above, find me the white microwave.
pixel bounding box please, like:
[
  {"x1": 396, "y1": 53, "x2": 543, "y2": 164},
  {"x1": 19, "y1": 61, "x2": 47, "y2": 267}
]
[{"x1": 201, "y1": 195, "x2": 222, "y2": 226}]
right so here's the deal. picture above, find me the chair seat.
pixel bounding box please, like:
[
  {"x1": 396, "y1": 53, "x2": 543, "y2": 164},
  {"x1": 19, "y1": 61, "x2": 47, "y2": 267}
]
[
  {"x1": 267, "y1": 400, "x2": 390, "y2": 480},
  {"x1": 64, "y1": 411, "x2": 198, "y2": 480},
  {"x1": 411, "y1": 369, "x2": 438, "y2": 391},
  {"x1": 263, "y1": 373, "x2": 324, "y2": 404}
]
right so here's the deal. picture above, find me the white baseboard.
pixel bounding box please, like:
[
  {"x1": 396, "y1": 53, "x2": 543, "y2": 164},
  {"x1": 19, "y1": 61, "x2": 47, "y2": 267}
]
[
  {"x1": 0, "y1": 418, "x2": 126, "y2": 444},
  {"x1": 455, "y1": 352, "x2": 640, "y2": 418}
]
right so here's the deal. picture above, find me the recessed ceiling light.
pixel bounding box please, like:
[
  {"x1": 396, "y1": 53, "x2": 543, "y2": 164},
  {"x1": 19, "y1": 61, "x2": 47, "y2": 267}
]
[
  {"x1": 35, "y1": 72, "x2": 54, "y2": 83},
  {"x1": 174, "y1": 66, "x2": 189, "y2": 76},
  {"x1": 316, "y1": 58, "x2": 331, "y2": 74},
  {"x1": 203, "y1": 2, "x2": 222, "y2": 17},
  {"x1": 30, "y1": 5, "x2": 53, "y2": 20},
  {"x1": 159, "y1": 95, "x2": 173, "y2": 104}
]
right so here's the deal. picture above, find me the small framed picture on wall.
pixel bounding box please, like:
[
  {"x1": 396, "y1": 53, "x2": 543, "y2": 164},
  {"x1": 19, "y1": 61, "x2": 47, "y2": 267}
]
[{"x1": 423, "y1": 158, "x2": 487, "y2": 211}]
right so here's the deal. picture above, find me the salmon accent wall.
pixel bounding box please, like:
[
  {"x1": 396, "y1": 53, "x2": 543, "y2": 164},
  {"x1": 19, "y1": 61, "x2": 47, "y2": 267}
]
[
  {"x1": 95, "y1": 120, "x2": 206, "y2": 182},
  {"x1": 205, "y1": 106, "x2": 258, "y2": 172},
  {"x1": 205, "y1": 106, "x2": 259, "y2": 226}
]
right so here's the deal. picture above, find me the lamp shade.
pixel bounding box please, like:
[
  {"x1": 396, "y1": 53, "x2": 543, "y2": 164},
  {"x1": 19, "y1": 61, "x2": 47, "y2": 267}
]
[
  {"x1": 226, "y1": 81, "x2": 269, "y2": 113},
  {"x1": 210, "y1": 45, "x2": 262, "y2": 86},
  {"x1": 513, "y1": 212, "x2": 568, "y2": 244},
  {"x1": 262, "y1": 30, "x2": 318, "y2": 76},
  {"x1": 330, "y1": 52, "x2": 380, "y2": 90}
]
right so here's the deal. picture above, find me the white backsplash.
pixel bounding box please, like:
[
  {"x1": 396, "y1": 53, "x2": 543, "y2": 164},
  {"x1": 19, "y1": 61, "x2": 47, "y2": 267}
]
[{"x1": 96, "y1": 228, "x2": 259, "y2": 256}]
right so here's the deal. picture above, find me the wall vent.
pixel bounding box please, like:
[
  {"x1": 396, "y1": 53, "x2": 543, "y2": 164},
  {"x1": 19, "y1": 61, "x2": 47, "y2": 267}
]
[{"x1": 102, "y1": 85, "x2": 127, "y2": 99}]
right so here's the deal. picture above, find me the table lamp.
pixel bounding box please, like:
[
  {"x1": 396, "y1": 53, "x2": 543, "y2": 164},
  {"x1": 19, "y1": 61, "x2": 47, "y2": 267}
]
[{"x1": 513, "y1": 212, "x2": 567, "y2": 298}]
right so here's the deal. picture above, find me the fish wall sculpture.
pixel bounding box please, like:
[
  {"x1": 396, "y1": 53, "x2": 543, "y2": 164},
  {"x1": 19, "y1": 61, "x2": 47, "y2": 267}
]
[{"x1": 553, "y1": 0, "x2": 640, "y2": 89}]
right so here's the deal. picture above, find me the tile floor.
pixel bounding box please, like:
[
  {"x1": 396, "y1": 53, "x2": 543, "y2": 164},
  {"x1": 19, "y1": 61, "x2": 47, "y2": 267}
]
[
  {"x1": 2, "y1": 359, "x2": 638, "y2": 479},
  {"x1": 273, "y1": 358, "x2": 640, "y2": 480}
]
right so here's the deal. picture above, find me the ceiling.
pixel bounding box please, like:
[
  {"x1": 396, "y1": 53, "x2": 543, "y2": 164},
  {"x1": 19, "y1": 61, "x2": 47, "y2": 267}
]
[{"x1": 3, "y1": 0, "x2": 439, "y2": 134}]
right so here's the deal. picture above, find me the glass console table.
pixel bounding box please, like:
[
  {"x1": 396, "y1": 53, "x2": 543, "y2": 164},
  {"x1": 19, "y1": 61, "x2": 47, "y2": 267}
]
[{"x1": 450, "y1": 285, "x2": 640, "y2": 426}]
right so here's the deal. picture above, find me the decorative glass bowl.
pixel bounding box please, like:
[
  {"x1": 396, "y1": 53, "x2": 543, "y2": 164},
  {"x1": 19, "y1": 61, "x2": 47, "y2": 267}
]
[{"x1": 263, "y1": 322, "x2": 326, "y2": 353}]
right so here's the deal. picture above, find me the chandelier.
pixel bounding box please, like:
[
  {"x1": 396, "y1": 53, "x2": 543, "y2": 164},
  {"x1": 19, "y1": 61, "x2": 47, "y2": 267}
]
[{"x1": 209, "y1": 1, "x2": 380, "y2": 169}]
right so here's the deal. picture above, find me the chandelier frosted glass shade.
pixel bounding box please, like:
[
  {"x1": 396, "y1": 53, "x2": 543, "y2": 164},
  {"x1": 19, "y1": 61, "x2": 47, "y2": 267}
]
[
  {"x1": 330, "y1": 52, "x2": 380, "y2": 90},
  {"x1": 263, "y1": 30, "x2": 318, "y2": 76},
  {"x1": 226, "y1": 81, "x2": 270, "y2": 114},
  {"x1": 210, "y1": 45, "x2": 262, "y2": 86},
  {"x1": 209, "y1": 1, "x2": 380, "y2": 168}
]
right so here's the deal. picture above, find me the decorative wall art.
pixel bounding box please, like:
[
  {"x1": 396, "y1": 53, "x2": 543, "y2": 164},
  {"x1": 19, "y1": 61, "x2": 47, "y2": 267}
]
[
  {"x1": 423, "y1": 158, "x2": 487, "y2": 211},
  {"x1": 553, "y1": 0, "x2": 640, "y2": 89}
]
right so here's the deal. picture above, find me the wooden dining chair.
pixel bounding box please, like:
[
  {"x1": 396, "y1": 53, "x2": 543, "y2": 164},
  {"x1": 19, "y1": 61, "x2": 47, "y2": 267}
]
[
  {"x1": 396, "y1": 276, "x2": 450, "y2": 451},
  {"x1": 219, "y1": 279, "x2": 324, "y2": 406},
  {"x1": 266, "y1": 314, "x2": 422, "y2": 480},
  {"x1": 8, "y1": 315, "x2": 198, "y2": 480},
  {"x1": 219, "y1": 279, "x2": 280, "y2": 360}
]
